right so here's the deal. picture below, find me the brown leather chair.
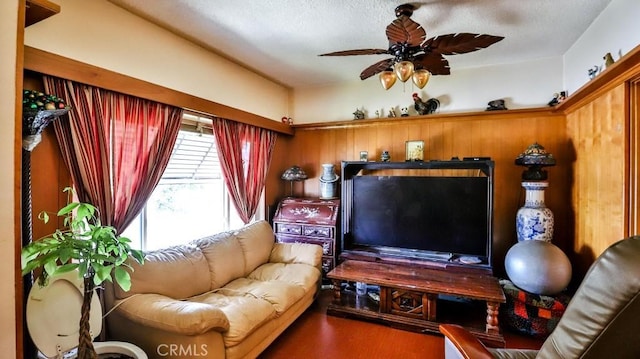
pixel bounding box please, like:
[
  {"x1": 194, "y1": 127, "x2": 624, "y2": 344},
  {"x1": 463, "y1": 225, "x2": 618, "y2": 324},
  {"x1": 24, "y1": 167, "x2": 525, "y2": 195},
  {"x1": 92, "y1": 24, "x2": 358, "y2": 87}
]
[{"x1": 440, "y1": 236, "x2": 640, "y2": 359}]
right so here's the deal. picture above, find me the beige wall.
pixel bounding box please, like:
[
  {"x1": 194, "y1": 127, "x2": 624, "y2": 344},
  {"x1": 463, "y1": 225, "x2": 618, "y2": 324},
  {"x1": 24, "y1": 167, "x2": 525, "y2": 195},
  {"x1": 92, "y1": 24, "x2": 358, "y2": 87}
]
[
  {"x1": 24, "y1": 0, "x2": 291, "y2": 122},
  {"x1": 564, "y1": 0, "x2": 640, "y2": 95},
  {"x1": 0, "y1": 0, "x2": 18, "y2": 356},
  {"x1": 293, "y1": 56, "x2": 563, "y2": 123}
]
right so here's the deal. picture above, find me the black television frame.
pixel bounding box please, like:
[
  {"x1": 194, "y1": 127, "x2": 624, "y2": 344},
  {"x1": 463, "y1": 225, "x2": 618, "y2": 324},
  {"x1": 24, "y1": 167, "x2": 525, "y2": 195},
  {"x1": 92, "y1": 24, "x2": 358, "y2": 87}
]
[{"x1": 340, "y1": 159, "x2": 494, "y2": 270}]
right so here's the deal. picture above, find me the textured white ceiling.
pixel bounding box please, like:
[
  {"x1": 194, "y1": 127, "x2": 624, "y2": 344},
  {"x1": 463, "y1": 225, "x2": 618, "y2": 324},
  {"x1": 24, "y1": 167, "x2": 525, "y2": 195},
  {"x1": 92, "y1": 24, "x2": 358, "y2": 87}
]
[{"x1": 108, "y1": 0, "x2": 613, "y2": 89}]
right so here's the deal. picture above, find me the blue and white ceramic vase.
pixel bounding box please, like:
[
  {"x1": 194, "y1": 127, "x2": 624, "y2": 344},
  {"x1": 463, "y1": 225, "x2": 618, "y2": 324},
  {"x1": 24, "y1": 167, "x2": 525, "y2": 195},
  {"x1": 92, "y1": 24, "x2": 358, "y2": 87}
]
[{"x1": 516, "y1": 181, "x2": 554, "y2": 242}]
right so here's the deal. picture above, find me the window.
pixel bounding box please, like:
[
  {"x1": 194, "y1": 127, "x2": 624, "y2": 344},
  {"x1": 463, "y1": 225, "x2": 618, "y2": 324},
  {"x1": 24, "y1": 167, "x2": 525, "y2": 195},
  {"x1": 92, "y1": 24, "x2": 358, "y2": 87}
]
[{"x1": 122, "y1": 115, "x2": 260, "y2": 250}]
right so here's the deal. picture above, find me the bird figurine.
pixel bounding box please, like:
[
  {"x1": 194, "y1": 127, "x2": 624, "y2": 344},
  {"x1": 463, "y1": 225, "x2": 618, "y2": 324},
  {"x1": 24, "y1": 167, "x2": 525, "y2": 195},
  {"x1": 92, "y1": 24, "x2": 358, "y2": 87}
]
[
  {"x1": 604, "y1": 52, "x2": 615, "y2": 68},
  {"x1": 486, "y1": 99, "x2": 507, "y2": 111},
  {"x1": 412, "y1": 93, "x2": 440, "y2": 115}
]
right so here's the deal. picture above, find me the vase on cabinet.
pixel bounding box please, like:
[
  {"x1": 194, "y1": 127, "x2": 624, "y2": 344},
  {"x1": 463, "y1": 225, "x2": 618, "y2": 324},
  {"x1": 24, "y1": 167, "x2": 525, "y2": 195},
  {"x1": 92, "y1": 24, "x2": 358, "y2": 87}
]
[
  {"x1": 319, "y1": 163, "x2": 339, "y2": 199},
  {"x1": 516, "y1": 181, "x2": 554, "y2": 242}
]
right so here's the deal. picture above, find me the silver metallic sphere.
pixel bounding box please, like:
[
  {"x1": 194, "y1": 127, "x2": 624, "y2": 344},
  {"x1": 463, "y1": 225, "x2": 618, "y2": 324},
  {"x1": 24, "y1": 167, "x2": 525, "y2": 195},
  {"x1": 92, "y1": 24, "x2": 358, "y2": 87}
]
[{"x1": 505, "y1": 240, "x2": 572, "y2": 295}]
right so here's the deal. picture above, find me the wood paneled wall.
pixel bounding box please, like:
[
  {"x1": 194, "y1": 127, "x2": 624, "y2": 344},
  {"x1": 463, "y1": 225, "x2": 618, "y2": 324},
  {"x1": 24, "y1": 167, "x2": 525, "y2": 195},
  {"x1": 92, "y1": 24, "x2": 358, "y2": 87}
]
[
  {"x1": 565, "y1": 84, "x2": 629, "y2": 275},
  {"x1": 630, "y1": 78, "x2": 640, "y2": 235},
  {"x1": 266, "y1": 109, "x2": 571, "y2": 276}
]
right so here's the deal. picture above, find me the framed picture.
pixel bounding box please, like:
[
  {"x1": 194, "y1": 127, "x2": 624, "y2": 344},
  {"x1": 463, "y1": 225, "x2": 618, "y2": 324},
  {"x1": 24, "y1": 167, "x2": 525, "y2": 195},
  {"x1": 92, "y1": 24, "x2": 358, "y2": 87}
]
[
  {"x1": 405, "y1": 140, "x2": 424, "y2": 161},
  {"x1": 359, "y1": 151, "x2": 368, "y2": 161}
]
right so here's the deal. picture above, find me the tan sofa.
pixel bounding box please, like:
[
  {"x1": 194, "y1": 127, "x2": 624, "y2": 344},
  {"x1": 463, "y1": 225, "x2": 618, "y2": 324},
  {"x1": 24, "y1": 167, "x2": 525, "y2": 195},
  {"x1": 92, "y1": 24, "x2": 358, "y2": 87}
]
[{"x1": 104, "y1": 220, "x2": 322, "y2": 359}]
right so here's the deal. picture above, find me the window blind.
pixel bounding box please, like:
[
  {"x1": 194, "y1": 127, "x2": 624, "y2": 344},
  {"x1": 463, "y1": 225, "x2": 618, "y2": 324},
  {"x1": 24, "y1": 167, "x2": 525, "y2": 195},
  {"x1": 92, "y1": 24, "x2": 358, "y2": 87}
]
[{"x1": 160, "y1": 130, "x2": 221, "y2": 184}]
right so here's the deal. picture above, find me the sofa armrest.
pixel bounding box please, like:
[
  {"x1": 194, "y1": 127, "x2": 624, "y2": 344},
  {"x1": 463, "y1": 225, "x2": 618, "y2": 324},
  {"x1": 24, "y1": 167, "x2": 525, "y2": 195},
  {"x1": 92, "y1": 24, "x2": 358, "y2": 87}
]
[
  {"x1": 439, "y1": 324, "x2": 494, "y2": 359},
  {"x1": 111, "y1": 293, "x2": 230, "y2": 335},
  {"x1": 269, "y1": 242, "x2": 322, "y2": 268}
]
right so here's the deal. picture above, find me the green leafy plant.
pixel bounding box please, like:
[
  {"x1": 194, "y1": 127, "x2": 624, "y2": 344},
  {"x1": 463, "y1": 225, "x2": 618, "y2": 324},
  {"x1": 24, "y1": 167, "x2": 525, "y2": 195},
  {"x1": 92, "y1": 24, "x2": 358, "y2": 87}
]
[{"x1": 21, "y1": 187, "x2": 144, "y2": 359}]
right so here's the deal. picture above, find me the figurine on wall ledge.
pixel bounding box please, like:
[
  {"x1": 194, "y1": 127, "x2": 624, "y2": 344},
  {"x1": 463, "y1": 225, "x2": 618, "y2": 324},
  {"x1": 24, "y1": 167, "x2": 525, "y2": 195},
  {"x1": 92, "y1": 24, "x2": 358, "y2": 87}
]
[
  {"x1": 486, "y1": 99, "x2": 507, "y2": 111},
  {"x1": 381, "y1": 150, "x2": 391, "y2": 162},
  {"x1": 412, "y1": 93, "x2": 440, "y2": 115},
  {"x1": 353, "y1": 108, "x2": 365, "y2": 120},
  {"x1": 588, "y1": 65, "x2": 601, "y2": 80},
  {"x1": 547, "y1": 91, "x2": 567, "y2": 107},
  {"x1": 388, "y1": 108, "x2": 396, "y2": 118},
  {"x1": 400, "y1": 107, "x2": 409, "y2": 117},
  {"x1": 604, "y1": 52, "x2": 615, "y2": 68}
]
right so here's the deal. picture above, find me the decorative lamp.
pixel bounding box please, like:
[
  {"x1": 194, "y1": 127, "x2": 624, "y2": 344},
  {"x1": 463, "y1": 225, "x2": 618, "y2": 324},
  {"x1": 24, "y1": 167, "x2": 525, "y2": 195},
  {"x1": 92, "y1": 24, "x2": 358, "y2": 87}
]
[
  {"x1": 514, "y1": 142, "x2": 556, "y2": 242},
  {"x1": 507, "y1": 142, "x2": 571, "y2": 295},
  {"x1": 281, "y1": 165, "x2": 308, "y2": 197},
  {"x1": 515, "y1": 142, "x2": 556, "y2": 181}
]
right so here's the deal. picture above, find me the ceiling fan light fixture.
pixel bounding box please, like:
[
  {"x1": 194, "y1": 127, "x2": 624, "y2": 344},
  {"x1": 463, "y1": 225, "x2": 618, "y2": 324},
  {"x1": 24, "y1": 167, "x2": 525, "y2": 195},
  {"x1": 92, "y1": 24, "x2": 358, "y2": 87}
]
[
  {"x1": 379, "y1": 70, "x2": 397, "y2": 90},
  {"x1": 394, "y1": 61, "x2": 414, "y2": 82},
  {"x1": 319, "y1": 4, "x2": 504, "y2": 88},
  {"x1": 412, "y1": 69, "x2": 431, "y2": 89}
]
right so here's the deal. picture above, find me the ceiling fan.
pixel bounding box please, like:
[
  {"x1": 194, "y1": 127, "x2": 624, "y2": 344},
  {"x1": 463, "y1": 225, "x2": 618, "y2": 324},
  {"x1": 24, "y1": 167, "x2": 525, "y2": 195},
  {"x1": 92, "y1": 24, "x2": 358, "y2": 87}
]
[{"x1": 319, "y1": 3, "x2": 504, "y2": 90}]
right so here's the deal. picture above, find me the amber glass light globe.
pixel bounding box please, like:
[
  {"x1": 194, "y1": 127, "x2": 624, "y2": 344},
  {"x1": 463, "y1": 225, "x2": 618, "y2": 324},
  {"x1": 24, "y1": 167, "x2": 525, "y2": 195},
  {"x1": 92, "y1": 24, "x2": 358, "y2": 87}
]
[
  {"x1": 412, "y1": 69, "x2": 431, "y2": 89},
  {"x1": 394, "y1": 61, "x2": 414, "y2": 82},
  {"x1": 379, "y1": 70, "x2": 397, "y2": 90}
]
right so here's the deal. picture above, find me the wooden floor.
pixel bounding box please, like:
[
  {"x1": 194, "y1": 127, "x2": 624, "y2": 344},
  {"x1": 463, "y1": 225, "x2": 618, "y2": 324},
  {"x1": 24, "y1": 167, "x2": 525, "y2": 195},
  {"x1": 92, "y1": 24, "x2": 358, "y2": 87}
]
[{"x1": 259, "y1": 289, "x2": 544, "y2": 359}]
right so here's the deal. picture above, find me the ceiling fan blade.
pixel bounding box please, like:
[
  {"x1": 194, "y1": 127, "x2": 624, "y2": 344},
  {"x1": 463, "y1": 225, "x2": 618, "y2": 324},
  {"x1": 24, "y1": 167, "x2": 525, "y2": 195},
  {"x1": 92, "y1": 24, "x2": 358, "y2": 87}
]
[
  {"x1": 360, "y1": 58, "x2": 395, "y2": 80},
  {"x1": 386, "y1": 16, "x2": 426, "y2": 47},
  {"x1": 413, "y1": 53, "x2": 450, "y2": 75},
  {"x1": 319, "y1": 49, "x2": 389, "y2": 56},
  {"x1": 423, "y1": 33, "x2": 504, "y2": 55}
]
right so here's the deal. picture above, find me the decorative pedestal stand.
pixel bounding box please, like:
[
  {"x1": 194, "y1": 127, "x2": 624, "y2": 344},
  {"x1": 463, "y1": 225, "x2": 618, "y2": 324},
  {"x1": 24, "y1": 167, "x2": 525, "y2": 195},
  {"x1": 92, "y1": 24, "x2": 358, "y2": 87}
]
[
  {"x1": 21, "y1": 106, "x2": 69, "y2": 357},
  {"x1": 506, "y1": 143, "x2": 571, "y2": 296}
]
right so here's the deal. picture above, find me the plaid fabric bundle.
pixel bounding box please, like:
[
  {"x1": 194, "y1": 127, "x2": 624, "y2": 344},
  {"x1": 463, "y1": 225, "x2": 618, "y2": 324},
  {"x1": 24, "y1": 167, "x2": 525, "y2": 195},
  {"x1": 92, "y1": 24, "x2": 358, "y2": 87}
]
[{"x1": 499, "y1": 279, "x2": 571, "y2": 338}]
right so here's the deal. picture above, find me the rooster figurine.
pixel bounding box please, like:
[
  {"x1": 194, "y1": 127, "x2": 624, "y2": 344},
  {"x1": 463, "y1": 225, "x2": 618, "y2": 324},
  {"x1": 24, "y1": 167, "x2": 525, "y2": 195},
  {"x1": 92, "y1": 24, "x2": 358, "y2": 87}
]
[{"x1": 412, "y1": 93, "x2": 440, "y2": 115}]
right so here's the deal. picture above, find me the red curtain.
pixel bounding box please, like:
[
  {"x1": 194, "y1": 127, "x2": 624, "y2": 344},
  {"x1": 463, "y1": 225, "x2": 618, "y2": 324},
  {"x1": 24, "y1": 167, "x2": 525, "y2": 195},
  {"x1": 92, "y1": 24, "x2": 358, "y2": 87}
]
[
  {"x1": 211, "y1": 117, "x2": 277, "y2": 223},
  {"x1": 43, "y1": 76, "x2": 183, "y2": 232}
]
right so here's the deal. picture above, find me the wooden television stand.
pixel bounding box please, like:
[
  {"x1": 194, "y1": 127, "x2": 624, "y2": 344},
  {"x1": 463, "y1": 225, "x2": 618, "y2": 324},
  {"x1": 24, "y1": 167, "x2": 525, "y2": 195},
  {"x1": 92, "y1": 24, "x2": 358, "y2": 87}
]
[{"x1": 326, "y1": 260, "x2": 506, "y2": 347}]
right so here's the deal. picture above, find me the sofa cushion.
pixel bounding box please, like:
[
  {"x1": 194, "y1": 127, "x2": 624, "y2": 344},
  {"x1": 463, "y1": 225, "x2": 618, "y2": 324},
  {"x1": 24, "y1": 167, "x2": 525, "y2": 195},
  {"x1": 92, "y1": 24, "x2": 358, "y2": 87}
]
[
  {"x1": 222, "y1": 277, "x2": 306, "y2": 315},
  {"x1": 193, "y1": 220, "x2": 275, "y2": 289},
  {"x1": 269, "y1": 242, "x2": 322, "y2": 268},
  {"x1": 248, "y1": 262, "x2": 321, "y2": 293},
  {"x1": 193, "y1": 231, "x2": 246, "y2": 289},
  {"x1": 235, "y1": 220, "x2": 276, "y2": 275},
  {"x1": 115, "y1": 244, "x2": 210, "y2": 300},
  {"x1": 113, "y1": 293, "x2": 230, "y2": 335},
  {"x1": 190, "y1": 291, "x2": 276, "y2": 347}
]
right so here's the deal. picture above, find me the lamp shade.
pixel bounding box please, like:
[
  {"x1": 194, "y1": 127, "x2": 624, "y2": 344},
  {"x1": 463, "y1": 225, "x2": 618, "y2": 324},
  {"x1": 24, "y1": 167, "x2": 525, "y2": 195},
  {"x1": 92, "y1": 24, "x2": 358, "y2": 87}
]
[
  {"x1": 281, "y1": 165, "x2": 308, "y2": 181},
  {"x1": 394, "y1": 61, "x2": 414, "y2": 82},
  {"x1": 515, "y1": 142, "x2": 556, "y2": 181},
  {"x1": 379, "y1": 70, "x2": 397, "y2": 90},
  {"x1": 412, "y1": 69, "x2": 431, "y2": 89}
]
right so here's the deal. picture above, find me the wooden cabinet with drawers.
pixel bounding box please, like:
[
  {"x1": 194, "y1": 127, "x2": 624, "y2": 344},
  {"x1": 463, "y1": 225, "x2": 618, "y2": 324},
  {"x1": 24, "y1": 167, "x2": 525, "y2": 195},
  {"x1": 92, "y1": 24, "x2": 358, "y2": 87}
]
[{"x1": 272, "y1": 197, "x2": 340, "y2": 278}]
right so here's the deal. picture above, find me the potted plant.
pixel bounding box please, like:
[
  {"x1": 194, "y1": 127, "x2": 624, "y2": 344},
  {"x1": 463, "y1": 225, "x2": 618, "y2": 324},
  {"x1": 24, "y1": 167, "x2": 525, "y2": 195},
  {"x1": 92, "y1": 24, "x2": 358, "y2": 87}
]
[{"x1": 21, "y1": 187, "x2": 144, "y2": 359}]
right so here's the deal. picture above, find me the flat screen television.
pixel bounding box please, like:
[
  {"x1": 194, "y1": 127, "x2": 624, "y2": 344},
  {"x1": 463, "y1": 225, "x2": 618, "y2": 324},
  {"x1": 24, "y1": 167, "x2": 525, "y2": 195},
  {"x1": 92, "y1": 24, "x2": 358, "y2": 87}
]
[{"x1": 341, "y1": 161, "x2": 493, "y2": 267}]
